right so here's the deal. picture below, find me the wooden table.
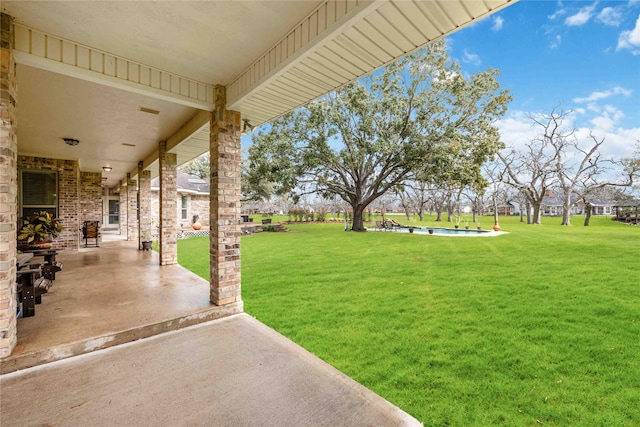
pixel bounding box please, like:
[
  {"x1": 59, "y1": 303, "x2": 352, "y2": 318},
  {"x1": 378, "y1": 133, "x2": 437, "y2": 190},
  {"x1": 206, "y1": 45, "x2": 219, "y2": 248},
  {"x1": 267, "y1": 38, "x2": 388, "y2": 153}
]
[{"x1": 17, "y1": 252, "x2": 34, "y2": 268}]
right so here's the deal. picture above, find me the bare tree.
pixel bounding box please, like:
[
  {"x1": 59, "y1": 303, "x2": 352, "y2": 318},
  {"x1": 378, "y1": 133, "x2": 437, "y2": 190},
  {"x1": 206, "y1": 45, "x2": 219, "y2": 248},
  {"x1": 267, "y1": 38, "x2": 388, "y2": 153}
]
[
  {"x1": 531, "y1": 110, "x2": 601, "y2": 226},
  {"x1": 483, "y1": 159, "x2": 511, "y2": 228},
  {"x1": 499, "y1": 113, "x2": 639, "y2": 226},
  {"x1": 579, "y1": 143, "x2": 640, "y2": 226},
  {"x1": 404, "y1": 178, "x2": 433, "y2": 221},
  {"x1": 497, "y1": 131, "x2": 557, "y2": 224}
]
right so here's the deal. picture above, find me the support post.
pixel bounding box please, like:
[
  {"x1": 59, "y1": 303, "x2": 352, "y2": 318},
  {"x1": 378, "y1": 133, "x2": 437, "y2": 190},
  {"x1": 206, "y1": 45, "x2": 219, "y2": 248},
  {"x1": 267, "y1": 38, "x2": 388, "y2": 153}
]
[
  {"x1": 126, "y1": 175, "x2": 138, "y2": 241},
  {"x1": 0, "y1": 12, "x2": 17, "y2": 358},
  {"x1": 138, "y1": 166, "x2": 151, "y2": 250},
  {"x1": 158, "y1": 141, "x2": 177, "y2": 265},
  {"x1": 209, "y1": 103, "x2": 242, "y2": 306}
]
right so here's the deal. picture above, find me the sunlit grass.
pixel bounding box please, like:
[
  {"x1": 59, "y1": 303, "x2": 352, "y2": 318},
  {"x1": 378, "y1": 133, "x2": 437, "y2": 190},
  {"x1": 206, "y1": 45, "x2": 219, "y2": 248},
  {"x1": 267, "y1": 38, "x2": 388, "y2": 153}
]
[{"x1": 179, "y1": 215, "x2": 640, "y2": 426}]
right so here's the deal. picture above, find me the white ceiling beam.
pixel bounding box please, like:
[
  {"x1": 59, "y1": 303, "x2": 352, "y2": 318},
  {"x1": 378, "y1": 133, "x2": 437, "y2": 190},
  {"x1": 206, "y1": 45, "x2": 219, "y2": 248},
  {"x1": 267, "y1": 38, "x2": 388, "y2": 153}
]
[{"x1": 12, "y1": 24, "x2": 216, "y2": 111}]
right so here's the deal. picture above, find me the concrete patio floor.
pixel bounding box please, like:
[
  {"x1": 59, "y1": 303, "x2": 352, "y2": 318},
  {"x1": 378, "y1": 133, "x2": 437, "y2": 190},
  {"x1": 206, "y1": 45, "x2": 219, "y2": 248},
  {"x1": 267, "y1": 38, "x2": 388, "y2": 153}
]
[
  {"x1": 1, "y1": 232, "x2": 243, "y2": 374},
  {"x1": 1, "y1": 233, "x2": 421, "y2": 426}
]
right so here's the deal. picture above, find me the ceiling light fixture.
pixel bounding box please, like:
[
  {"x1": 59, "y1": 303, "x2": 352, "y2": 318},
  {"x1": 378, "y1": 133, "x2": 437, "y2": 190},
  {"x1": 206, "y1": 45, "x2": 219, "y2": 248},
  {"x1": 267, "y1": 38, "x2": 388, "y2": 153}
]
[
  {"x1": 242, "y1": 119, "x2": 255, "y2": 135},
  {"x1": 103, "y1": 166, "x2": 112, "y2": 172},
  {"x1": 63, "y1": 138, "x2": 80, "y2": 146}
]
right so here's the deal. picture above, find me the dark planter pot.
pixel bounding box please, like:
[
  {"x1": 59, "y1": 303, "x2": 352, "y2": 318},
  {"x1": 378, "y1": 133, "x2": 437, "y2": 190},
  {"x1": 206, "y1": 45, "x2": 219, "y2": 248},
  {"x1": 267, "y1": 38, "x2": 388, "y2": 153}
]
[
  {"x1": 141, "y1": 240, "x2": 152, "y2": 251},
  {"x1": 409, "y1": 228, "x2": 414, "y2": 233},
  {"x1": 428, "y1": 229, "x2": 434, "y2": 234}
]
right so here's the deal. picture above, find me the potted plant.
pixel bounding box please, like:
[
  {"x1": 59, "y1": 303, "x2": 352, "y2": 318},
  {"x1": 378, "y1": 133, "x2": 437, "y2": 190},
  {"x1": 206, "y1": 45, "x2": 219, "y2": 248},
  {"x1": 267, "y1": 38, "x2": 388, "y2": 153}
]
[
  {"x1": 141, "y1": 231, "x2": 153, "y2": 251},
  {"x1": 192, "y1": 213, "x2": 201, "y2": 230},
  {"x1": 18, "y1": 211, "x2": 63, "y2": 249}
]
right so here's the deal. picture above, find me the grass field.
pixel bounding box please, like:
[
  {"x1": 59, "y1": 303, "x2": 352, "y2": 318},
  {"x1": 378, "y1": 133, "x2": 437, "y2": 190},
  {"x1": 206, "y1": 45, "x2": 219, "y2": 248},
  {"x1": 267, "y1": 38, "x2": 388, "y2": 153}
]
[{"x1": 178, "y1": 215, "x2": 640, "y2": 426}]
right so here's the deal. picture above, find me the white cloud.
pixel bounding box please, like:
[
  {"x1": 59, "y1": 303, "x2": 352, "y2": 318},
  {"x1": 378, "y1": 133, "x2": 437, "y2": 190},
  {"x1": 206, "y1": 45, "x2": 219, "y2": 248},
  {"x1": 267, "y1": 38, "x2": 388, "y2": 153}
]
[
  {"x1": 550, "y1": 34, "x2": 562, "y2": 49},
  {"x1": 596, "y1": 7, "x2": 623, "y2": 27},
  {"x1": 548, "y1": 6, "x2": 567, "y2": 21},
  {"x1": 589, "y1": 105, "x2": 625, "y2": 132},
  {"x1": 565, "y1": 3, "x2": 597, "y2": 26},
  {"x1": 575, "y1": 126, "x2": 640, "y2": 159},
  {"x1": 492, "y1": 16, "x2": 504, "y2": 32},
  {"x1": 496, "y1": 111, "x2": 538, "y2": 151},
  {"x1": 617, "y1": 14, "x2": 640, "y2": 54},
  {"x1": 497, "y1": 110, "x2": 639, "y2": 160},
  {"x1": 462, "y1": 49, "x2": 481, "y2": 66},
  {"x1": 573, "y1": 86, "x2": 633, "y2": 103}
]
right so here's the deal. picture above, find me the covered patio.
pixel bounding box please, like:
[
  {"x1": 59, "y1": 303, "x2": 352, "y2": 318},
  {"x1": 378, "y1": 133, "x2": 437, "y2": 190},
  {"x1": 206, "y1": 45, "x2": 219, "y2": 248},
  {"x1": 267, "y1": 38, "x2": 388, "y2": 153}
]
[
  {"x1": 2, "y1": 0, "x2": 515, "y2": 362},
  {"x1": 1, "y1": 1, "x2": 516, "y2": 421},
  {"x1": 1, "y1": 232, "x2": 240, "y2": 374}
]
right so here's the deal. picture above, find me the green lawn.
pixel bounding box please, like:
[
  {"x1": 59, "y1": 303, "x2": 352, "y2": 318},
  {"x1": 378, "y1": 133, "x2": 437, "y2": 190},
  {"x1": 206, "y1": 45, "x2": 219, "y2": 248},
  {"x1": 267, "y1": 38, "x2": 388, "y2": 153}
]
[{"x1": 178, "y1": 215, "x2": 640, "y2": 426}]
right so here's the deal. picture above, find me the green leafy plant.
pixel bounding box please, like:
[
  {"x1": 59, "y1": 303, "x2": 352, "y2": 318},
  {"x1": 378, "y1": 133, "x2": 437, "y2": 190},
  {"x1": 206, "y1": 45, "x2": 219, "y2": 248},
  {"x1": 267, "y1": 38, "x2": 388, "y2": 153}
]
[{"x1": 18, "y1": 211, "x2": 63, "y2": 243}]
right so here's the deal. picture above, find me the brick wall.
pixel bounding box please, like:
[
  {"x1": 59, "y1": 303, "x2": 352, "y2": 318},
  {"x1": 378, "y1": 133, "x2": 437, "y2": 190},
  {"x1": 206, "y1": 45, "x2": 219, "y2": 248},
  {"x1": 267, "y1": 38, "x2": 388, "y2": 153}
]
[
  {"x1": 80, "y1": 171, "x2": 102, "y2": 224},
  {"x1": 0, "y1": 11, "x2": 18, "y2": 357},
  {"x1": 190, "y1": 195, "x2": 210, "y2": 227},
  {"x1": 17, "y1": 157, "x2": 80, "y2": 251},
  {"x1": 151, "y1": 192, "x2": 210, "y2": 230}
]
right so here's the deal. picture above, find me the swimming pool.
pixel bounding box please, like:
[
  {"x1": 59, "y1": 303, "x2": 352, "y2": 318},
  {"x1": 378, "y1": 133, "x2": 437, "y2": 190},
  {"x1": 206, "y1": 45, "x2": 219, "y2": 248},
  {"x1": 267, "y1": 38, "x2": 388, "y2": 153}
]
[{"x1": 371, "y1": 225, "x2": 496, "y2": 236}]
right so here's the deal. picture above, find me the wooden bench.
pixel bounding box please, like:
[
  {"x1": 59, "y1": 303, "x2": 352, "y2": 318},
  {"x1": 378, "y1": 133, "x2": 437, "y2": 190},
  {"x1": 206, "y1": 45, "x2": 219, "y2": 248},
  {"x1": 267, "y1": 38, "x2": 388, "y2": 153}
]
[{"x1": 16, "y1": 250, "x2": 61, "y2": 318}]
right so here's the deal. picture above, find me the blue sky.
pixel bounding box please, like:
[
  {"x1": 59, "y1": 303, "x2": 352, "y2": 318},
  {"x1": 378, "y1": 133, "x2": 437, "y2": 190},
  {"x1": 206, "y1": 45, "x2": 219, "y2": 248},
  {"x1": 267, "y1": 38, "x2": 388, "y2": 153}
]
[{"x1": 447, "y1": 0, "x2": 640, "y2": 159}]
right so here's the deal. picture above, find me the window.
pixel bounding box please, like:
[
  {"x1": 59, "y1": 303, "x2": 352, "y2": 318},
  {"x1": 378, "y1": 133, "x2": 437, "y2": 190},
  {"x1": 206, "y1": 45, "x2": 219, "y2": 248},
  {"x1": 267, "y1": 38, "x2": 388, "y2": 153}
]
[
  {"x1": 21, "y1": 170, "x2": 57, "y2": 218},
  {"x1": 181, "y1": 195, "x2": 187, "y2": 219}
]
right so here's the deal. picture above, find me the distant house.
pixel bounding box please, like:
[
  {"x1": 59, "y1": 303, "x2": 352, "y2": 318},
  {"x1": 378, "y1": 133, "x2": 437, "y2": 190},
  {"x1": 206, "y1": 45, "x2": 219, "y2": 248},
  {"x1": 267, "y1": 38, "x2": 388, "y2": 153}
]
[
  {"x1": 497, "y1": 201, "x2": 518, "y2": 216},
  {"x1": 541, "y1": 191, "x2": 615, "y2": 216},
  {"x1": 150, "y1": 174, "x2": 210, "y2": 230}
]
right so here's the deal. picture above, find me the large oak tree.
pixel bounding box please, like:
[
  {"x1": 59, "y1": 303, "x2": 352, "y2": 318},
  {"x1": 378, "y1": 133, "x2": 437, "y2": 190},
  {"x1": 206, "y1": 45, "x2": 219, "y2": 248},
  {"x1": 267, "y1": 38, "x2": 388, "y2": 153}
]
[{"x1": 247, "y1": 40, "x2": 511, "y2": 231}]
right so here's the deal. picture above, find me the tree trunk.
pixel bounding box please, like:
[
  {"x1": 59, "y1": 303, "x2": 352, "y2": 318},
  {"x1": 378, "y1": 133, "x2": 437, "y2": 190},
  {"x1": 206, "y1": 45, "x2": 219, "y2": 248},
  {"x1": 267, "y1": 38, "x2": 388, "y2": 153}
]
[
  {"x1": 532, "y1": 203, "x2": 542, "y2": 224},
  {"x1": 584, "y1": 202, "x2": 593, "y2": 226},
  {"x1": 561, "y1": 191, "x2": 572, "y2": 226},
  {"x1": 418, "y1": 207, "x2": 425, "y2": 222},
  {"x1": 404, "y1": 207, "x2": 411, "y2": 221},
  {"x1": 351, "y1": 205, "x2": 367, "y2": 231}
]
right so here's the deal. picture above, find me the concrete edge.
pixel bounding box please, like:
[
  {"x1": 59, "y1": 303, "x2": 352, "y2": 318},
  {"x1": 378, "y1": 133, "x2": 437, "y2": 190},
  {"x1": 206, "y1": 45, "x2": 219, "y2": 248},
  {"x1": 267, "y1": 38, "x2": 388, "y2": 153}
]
[{"x1": 0, "y1": 301, "x2": 244, "y2": 375}]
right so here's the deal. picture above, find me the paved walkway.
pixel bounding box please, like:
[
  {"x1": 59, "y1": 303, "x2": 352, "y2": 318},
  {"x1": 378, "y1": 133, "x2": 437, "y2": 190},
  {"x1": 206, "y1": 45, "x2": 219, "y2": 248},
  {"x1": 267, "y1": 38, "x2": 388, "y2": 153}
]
[{"x1": 1, "y1": 314, "x2": 421, "y2": 426}]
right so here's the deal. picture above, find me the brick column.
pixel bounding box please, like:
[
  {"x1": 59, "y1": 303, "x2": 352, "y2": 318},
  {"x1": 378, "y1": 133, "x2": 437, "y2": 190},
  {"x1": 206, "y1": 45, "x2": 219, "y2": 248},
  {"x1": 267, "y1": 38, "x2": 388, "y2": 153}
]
[
  {"x1": 210, "y1": 108, "x2": 242, "y2": 305},
  {"x1": 0, "y1": 12, "x2": 17, "y2": 358},
  {"x1": 158, "y1": 141, "x2": 177, "y2": 265},
  {"x1": 118, "y1": 180, "x2": 127, "y2": 236},
  {"x1": 138, "y1": 169, "x2": 151, "y2": 249},
  {"x1": 127, "y1": 177, "x2": 138, "y2": 241}
]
